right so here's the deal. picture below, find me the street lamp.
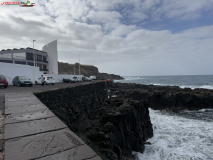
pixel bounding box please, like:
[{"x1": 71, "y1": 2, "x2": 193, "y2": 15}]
[
  {"x1": 33, "y1": 40, "x2": 36, "y2": 84},
  {"x1": 79, "y1": 55, "x2": 80, "y2": 75},
  {"x1": 74, "y1": 63, "x2": 75, "y2": 75}
]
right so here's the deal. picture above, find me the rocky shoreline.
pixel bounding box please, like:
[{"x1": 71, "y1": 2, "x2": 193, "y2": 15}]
[
  {"x1": 110, "y1": 82, "x2": 213, "y2": 111},
  {"x1": 34, "y1": 82, "x2": 213, "y2": 160}
]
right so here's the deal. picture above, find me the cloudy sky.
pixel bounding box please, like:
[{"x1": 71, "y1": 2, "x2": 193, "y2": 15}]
[{"x1": 0, "y1": 0, "x2": 213, "y2": 76}]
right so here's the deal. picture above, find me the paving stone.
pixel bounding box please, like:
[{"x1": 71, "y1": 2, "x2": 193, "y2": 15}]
[
  {"x1": 5, "y1": 103, "x2": 47, "y2": 114},
  {"x1": 5, "y1": 92, "x2": 34, "y2": 99},
  {"x1": 5, "y1": 128, "x2": 85, "y2": 160},
  {"x1": 5, "y1": 109, "x2": 55, "y2": 124},
  {"x1": 5, "y1": 117, "x2": 67, "y2": 139},
  {"x1": 37, "y1": 144, "x2": 101, "y2": 160},
  {"x1": 5, "y1": 99, "x2": 41, "y2": 108}
]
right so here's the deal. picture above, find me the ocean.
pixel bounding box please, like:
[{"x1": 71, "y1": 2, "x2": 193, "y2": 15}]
[{"x1": 115, "y1": 75, "x2": 213, "y2": 160}]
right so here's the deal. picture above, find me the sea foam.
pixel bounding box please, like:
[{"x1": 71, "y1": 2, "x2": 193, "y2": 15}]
[{"x1": 133, "y1": 109, "x2": 213, "y2": 160}]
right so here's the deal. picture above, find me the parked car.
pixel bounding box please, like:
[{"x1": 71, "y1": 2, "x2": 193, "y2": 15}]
[
  {"x1": 63, "y1": 78, "x2": 75, "y2": 83},
  {"x1": 12, "y1": 76, "x2": 33, "y2": 87},
  {"x1": 0, "y1": 75, "x2": 8, "y2": 88},
  {"x1": 82, "y1": 76, "x2": 92, "y2": 81},
  {"x1": 36, "y1": 76, "x2": 55, "y2": 85},
  {"x1": 78, "y1": 77, "x2": 82, "y2": 82},
  {"x1": 73, "y1": 77, "x2": 79, "y2": 82},
  {"x1": 90, "y1": 76, "x2": 96, "y2": 80}
]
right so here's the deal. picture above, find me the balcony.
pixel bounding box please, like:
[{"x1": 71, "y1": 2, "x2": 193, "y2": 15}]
[
  {"x1": 0, "y1": 55, "x2": 12, "y2": 59},
  {"x1": 0, "y1": 55, "x2": 26, "y2": 60}
]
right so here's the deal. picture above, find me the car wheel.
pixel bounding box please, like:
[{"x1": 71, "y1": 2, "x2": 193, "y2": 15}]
[
  {"x1": 13, "y1": 83, "x2": 15, "y2": 86},
  {"x1": 18, "y1": 83, "x2": 20, "y2": 87},
  {"x1": 52, "y1": 83, "x2": 54, "y2": 85},
  {"x1": 4, "y1": 86, "x2": 8, "y2": 88},
  {"x1": 30, "y1": 84, "x2": 33, "y2": 87}
]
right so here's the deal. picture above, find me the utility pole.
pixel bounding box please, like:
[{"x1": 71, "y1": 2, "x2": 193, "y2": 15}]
[
  {"x1": 33, "y1": 40, "x2": 36, "y2": 84},
  {"x1": 74, "y1": 63, "x2": 75, "y2": 75},
  {"x1": 79, "y1": 55, "x2": 80, "y2": 75}
]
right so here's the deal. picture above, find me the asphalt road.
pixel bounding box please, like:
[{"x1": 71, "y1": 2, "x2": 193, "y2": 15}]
[{"x1": 0, "y1": 80, "x2": 104, "y2": 111}]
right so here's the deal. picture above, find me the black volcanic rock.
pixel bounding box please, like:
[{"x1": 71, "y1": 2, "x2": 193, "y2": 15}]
[
  {"x1": 111, "y1": 83, "x2": 213, "y2": 111},
  {"x1": 34, "y1": 82, "x2": 153, "y2": 160},
  {"x1": 76, "y1": 98, "x2": 153, "y2": 160}
]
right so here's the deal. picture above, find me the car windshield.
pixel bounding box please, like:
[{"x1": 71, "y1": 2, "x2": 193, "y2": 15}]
[
  {"x1": 19, "y1": 76, "x2": 29, "y2": 80},
  {"x1": 73, "y1": 77, "x2": 77, "y2": 79},
  {"x1": 46, "y1": 77, "x2": 52, "y2": 79},
  {"x1": 0, "y1": 76, "x2": 5, "y2": 79}
]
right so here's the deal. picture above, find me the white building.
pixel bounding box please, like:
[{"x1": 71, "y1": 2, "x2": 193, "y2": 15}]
[{"x1": 0, "y1": 40, "x2": 83, "y2": 84}]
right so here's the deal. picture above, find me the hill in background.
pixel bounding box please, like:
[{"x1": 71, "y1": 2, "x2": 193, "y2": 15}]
[{"x1": 58, "y1": 62, "x2": 124, "y2": 80}]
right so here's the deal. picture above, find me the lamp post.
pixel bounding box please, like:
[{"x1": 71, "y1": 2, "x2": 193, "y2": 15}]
[
  {"x1": 79, "y1": 55, "x2": 80, "y2": 75},
  {"x1": 74, "y1": 63, "x2": 75, "y2": 75},
  {"x1": 33, "y1": 40, "x2": 36, "y2": 84}
]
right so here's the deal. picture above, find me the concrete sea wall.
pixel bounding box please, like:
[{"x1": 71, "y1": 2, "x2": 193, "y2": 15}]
[{"x1": 34, "y1": 82, "x2": 153, "y2": 160}]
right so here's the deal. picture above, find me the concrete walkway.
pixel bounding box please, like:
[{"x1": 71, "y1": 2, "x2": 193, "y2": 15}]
[{"x1": 4, "y1": 92, "x2": 102, "y2": 160}]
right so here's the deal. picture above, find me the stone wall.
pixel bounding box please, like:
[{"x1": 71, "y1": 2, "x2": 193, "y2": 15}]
[
  {"x1": 34, "y1": 82, "x2": 153, "y2": 160},
  {"x1": 34, "y1": 82, "x2": 107, "y2": 131}
]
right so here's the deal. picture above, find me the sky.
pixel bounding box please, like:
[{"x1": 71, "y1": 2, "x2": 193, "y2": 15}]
[{"x1": 0, "y1": 0, "x2": 213, "y2": 76}]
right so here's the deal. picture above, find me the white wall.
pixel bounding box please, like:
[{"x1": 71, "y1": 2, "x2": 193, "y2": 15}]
[
  {"x1": 0, "y1": 62, "x2": 83, "y2": 85},
  {"x1": 0, "y1": 62, "x2": 42, "y2": 85},
  {"x1": 42, "y1": 40, "x2": 58, "y2": 74}
]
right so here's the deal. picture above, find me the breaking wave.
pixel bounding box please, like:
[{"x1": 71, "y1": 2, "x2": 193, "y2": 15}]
[{"x1": 133, "y1": 109, "x2": 213, "y2": 160}]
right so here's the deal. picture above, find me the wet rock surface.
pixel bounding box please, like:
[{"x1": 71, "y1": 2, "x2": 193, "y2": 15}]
[
  {"x1": 35, "y1": 82, "x2": 153, "y2": 160},
  {"x1": 111, "y1": 83, "x2": 213, "y2": 111}
]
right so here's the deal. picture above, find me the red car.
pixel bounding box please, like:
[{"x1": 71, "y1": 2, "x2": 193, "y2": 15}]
[{"x1": 0, "y1": 75, "x2": 8, "y2": 88}]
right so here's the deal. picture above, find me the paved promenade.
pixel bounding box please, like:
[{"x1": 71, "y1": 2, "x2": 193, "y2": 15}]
[{"x1": 4, "y1": 92, "x2": 102, "y2": 160}]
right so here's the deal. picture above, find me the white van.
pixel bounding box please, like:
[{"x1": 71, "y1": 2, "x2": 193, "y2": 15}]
[
  {"x1": 90, "y1": 76, "x2": 96, "y2": 80},
  {"x1": 36, "y1": 76, "x2": 55, "y2": 85}
]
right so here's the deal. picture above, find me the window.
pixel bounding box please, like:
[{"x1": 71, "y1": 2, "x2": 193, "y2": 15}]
[
  {"x1": 27, "y1": 62, "x2": 34, "y2": 66},
  {"x1": 15, "y1": 61, "x2": 26, "y2": 65},
  {"x1": 37, "y1": 63, "x2": 42, "y2": 69},
  {"x1": 0, "y1": 76, "x2": 6, "y2": 79},
  {"x1": 18, "y1": 76, "x2": 29, "y2": 80},
  {"x1": 43, "y1": 65, "x2": 47, "y2": 69},
  {"x1": 0, "y1": 53, "x2": 12, "y2": 58},
  {"x1": 37, "y1": 55, "x2": 42, "y2": 62},
  {"x1": 43, "y1": 56, "x2": 47, "y2": 62},
  {"x1": 13, "y1": 52, "x2": 26, "y2": 60},
  {"x1": 0, "y1": 60, "x2": 13, "y2": 63},
  {"x1": 26, "y1": 53, "x2": 33, "y2": 60}
]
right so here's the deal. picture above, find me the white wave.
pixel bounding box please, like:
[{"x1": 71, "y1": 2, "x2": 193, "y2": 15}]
[
  {"x1": 179, "y1": 85, "x2": 213, "y2": 90},
  {"x1": 134, "y1": 109, "x2": 213, "y2": 160}
]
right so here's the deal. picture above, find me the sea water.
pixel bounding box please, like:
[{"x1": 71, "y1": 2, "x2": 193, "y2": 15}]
[
  {"x1": 115, "y1": 75, "x2": 213, "y2": 160},
  {"x1": 115, "y1": 75, "x2": 213, "y2": 89}
]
